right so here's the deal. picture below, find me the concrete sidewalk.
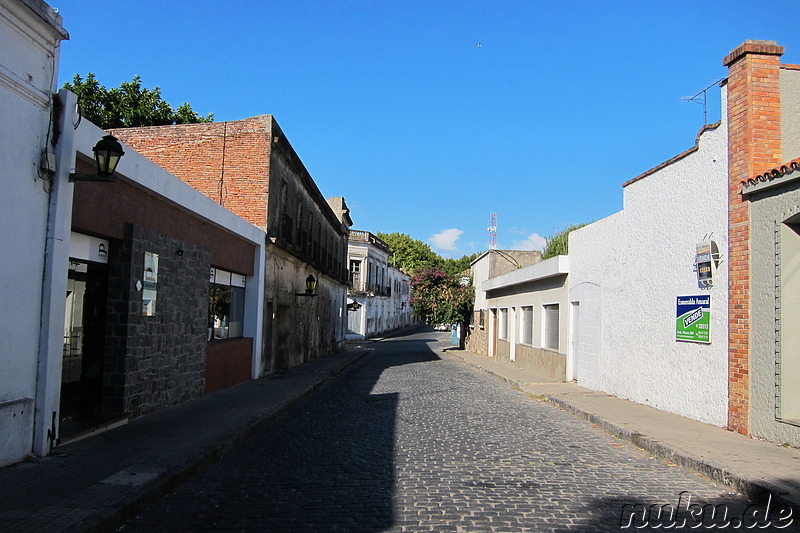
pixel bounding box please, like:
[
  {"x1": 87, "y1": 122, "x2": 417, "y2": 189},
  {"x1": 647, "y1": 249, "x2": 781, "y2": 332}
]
[
  {"x1": 439, "y1": 346, "x2": 800, "y2": 509},
  {"x1": 0, "y1": 347, "x2": 369, "y2": 533}
]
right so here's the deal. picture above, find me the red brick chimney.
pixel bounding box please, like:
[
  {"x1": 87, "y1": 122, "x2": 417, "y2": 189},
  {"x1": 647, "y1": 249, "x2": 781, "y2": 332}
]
[{"x1": 723, "y1": 40, "x2": 784, "y2": 434}]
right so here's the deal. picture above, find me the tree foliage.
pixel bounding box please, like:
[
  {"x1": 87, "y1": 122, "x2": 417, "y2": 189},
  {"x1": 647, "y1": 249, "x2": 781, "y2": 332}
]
[
  {"x1": 62, "y1": 73, "x2": 213, "y2": 129},
  {"x1": 442, "y1": 253, "x2": 478, "y2": 277},
  {"x1": 377, "y1": 232, "x2": 443, "y2": 274},
  {"x1": 409, "y1": 266, "x2": 474, "y2": 327},
  {"x1": 376, "y1": 232, "x2": 477, "y2": 327},
  {"x1": 542, "y1": 223, "x2": 589, "y2": 259},
  {"x1": 376, "y1": 231, "x2": 477, "y2": 277}
]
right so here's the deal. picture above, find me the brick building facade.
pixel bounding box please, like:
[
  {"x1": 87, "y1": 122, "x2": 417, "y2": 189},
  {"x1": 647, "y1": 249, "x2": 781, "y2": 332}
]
[{"x1": 112, "y1": 115, "x2": 352, "y2": 371}]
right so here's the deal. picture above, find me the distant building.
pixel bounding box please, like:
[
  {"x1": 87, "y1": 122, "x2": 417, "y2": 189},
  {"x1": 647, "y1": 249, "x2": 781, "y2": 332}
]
[
  {"x1": 112, "y1": 116, "x2": 352, "y2": 370},
  {"x1": 346, "y1": 230, "x2": 415, "y2": 339},
  {"x1": 480, "y1": 256, "x2": 570, "y2": 381},
  {"x1": 464, "y1": 250, "x2": 542, "y2": 356}
]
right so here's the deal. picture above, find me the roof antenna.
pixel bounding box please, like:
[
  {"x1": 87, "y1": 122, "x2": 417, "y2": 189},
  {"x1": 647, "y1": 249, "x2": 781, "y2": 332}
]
[{"x1": 681, "y1": 78, "x2": 725, "y2": 127}]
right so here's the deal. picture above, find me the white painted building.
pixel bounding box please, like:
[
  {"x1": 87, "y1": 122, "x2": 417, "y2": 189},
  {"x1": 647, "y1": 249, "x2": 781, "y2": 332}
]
[
  {"x1": 481, "y1": 256, "x2": 570, "y2": 381},
  {"x1": 568, "y1": 88, "x2": 729, "y2": 426},
  {"x1": 0, "y1": 0, "x2": 269, "y2": 467},
  {"x1": 346, "y1": 230, "x2": 414, "y2": 339},
  {"x1": 465, "y1": 249, "x2": 543, "y2": 356},
  {"x1": 0, "y1": 0, "x2": 68, "y2": 466}
]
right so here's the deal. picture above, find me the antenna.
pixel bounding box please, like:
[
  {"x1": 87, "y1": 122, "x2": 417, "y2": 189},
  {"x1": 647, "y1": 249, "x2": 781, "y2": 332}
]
[
  {"x1": 488, "y1": 213, "x2": 497, "y2": 250},
  {"x1": 682, "y1": 78, "x2": 725, "y2": 127}
]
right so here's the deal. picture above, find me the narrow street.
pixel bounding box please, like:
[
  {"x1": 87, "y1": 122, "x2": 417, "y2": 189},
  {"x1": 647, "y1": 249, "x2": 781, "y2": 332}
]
[{"x1": 121, "y1": 330, "x2": 756, "y2": 531}]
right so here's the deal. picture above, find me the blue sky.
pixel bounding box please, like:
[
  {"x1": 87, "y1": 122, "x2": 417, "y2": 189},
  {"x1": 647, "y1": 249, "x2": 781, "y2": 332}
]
[{"x1": 52, "y1": 1, "x2": 800, "y2": 258}]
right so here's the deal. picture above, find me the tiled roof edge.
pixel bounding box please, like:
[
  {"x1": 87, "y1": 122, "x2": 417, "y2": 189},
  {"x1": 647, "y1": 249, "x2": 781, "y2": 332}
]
[{"x1": 742, "y1": 157, "x2": 800, "y2": 189}]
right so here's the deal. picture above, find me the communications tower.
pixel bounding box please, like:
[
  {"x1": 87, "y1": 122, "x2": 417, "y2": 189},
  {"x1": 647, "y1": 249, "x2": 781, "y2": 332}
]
[{"x1": 488, "y1": 213, "x2": 497, "y2": 250}]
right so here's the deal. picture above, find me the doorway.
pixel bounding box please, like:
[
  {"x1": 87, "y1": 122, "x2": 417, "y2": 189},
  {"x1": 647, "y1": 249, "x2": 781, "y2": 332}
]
[{"x1": 60, "y1": 259, "x2": 109, "y2": 439}]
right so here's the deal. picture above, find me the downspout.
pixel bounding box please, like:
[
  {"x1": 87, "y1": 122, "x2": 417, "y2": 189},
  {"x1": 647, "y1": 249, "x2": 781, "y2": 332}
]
[{"x1": 34, "y1": 89, "x2": 78, "y2": 454}]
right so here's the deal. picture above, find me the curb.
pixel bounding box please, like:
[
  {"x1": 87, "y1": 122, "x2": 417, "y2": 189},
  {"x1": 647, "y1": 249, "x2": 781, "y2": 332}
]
[{"x1": 83, "y1": 348, "x2": 370, "y2": 533}]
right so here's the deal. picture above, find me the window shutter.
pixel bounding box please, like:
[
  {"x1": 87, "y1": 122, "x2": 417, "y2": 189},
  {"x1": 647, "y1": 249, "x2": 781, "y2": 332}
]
[{"x1": 544, "y1": 304, "x2": 559, "y2": 350}]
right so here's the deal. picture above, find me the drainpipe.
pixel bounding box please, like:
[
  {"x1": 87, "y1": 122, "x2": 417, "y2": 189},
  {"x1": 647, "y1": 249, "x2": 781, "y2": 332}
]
[{"x1": 34, "y1": 89, "x2": 78, "y2": 455}]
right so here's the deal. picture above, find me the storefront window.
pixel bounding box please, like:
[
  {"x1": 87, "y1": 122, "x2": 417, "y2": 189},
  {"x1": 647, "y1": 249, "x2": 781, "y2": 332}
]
[{"x1": 209, "y1": 267, "x2": 246, "y2": 341}]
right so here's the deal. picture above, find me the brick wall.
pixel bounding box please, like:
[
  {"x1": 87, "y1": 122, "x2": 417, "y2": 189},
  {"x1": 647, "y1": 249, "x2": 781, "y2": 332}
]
[
  {"x1": 724, "y1": 40, "x2": 784, "y2": 433},
  {"x1": 111, "y1": 116, "x2": 273, "y2": 227}
]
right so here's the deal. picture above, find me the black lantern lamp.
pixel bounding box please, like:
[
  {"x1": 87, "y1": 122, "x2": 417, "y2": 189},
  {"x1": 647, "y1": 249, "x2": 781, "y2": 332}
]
[
  {"x1": 296, "y1": 274, "x2": 317, "y2": 298},
  {"x1": 70, "y1": 135, "x2": 125, "y2": 182}
]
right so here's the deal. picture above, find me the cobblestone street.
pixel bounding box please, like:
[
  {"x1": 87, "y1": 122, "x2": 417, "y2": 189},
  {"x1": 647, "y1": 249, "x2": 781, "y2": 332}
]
[{"x1": 120, "y1": 331, "x2": 763, "y2": 531}]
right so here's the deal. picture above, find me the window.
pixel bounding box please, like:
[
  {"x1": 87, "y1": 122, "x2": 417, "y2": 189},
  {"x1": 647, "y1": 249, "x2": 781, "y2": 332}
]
[
  {"x1": 479, "y1": 309, "x2": 485, "y2": 329},
  {"x1": 521, "y1": 306, "x2": 533, "y2": 345},
  {"x1": 350, "y1": 259, "x2": 361, "y2": 288},
  {"x1": 281, "y1": 214, "x2": 293, "y2": 244},
  {"x1": 209, "y1": 267, "x2": 246, "y2": 340},
  {"x1": 498, "y1": 308, "x2": 509, "y2": 340},
  {"x1": 544, "y1": 304, "x2": 559, "y2": 350}
]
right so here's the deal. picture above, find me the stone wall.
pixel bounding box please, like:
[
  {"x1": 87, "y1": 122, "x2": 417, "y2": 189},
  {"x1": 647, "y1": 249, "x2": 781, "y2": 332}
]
[
  {"x1": 105, "y1": 223, "x2": 210, "y2": 417},
  {"x1": 465, "y1": 310, "x2": 489, "y2": 357},
  {"x1": 513, "y1": 345, "x2": 565, "y2": 382}
]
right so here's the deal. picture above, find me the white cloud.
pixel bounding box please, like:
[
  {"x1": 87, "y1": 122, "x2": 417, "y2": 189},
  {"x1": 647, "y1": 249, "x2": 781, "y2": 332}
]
[
  {"x1": 429, "y1": 228, "x2": 464, "y2": 252},
  {"x1": 511, "y1": 232, "x2": 546, "y2": 252}
]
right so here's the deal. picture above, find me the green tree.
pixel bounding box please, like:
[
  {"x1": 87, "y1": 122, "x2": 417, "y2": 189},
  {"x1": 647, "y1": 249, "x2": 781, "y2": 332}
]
[
  {"x1": 542, "y1": 223, "x2": 589, "y2": 259},
  {"x1": 62, "y1": 73, "x2": 213, "y2": 129},
  {"x1": 409, "y1": 266, "x2": 474, "y2": 327},
  {"x1": 442, "y1": 253, "x2": 478, "y2": 277},
  {"x1": 376, "y1": 232, "x2": 443, "y2": 274}
]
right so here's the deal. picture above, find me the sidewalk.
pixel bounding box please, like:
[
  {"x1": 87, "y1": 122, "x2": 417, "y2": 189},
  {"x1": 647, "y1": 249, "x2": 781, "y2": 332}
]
[
  {"x1": 0, "y1": 347, "x2": 369, "y2": 533},
  {"x1": 439, "y1": 346, "x2": 800, "y2": 509}
]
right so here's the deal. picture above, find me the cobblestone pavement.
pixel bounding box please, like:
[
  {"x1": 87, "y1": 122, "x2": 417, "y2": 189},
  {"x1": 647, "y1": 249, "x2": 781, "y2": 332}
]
[{"x1": 120, "y1": 331, "x2": 790, "y2": 532}]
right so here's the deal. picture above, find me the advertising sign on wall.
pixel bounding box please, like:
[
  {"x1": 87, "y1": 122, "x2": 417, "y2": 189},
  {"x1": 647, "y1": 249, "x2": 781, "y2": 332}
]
[
  {"x1": 676, "y1": 295, "x2": 710, "y2": 343},
  {"x1": 142, "y1": 252, "x2": 159, "y2": 316}
]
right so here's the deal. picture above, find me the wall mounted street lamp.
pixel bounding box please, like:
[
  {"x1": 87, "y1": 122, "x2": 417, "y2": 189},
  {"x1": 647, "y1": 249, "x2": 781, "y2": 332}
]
[
  {"x1": 70, "y1": 135, "x2": 125, "y2": 182},
  {"x1": 296, "y1": 274, "x2": 317, "y2": 297}
]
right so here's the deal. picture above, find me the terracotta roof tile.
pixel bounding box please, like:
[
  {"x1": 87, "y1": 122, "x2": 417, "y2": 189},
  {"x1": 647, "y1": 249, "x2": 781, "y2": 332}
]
[{"x1": 743, "y1": 156, "x2": 800, "y2": 187}]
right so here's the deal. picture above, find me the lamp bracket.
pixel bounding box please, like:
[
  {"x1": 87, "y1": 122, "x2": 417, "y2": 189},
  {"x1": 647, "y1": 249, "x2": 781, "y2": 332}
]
[{"x1": 69, "y1": 173, "x2": 116, "y2": 183}]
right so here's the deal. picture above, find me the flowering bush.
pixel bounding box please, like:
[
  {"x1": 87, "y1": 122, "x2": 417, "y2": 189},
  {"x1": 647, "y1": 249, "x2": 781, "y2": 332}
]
[{"x1": 410, "y1": 266, "x2": 474, "y2": 327}]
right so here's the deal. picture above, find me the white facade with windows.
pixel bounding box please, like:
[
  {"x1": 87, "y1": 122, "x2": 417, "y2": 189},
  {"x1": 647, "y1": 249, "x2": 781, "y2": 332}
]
[
  {"x1": 481, "y1": 256, "x2": 570, "y2": 381},
  {"x1": 346, "y1": 230, "x2": 415, "y2": 339}
]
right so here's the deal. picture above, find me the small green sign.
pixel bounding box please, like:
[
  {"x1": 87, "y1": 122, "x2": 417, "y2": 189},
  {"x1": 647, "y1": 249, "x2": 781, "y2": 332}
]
[{"x1": 676, "y1": 295, "x2": 710, "y2": 343}]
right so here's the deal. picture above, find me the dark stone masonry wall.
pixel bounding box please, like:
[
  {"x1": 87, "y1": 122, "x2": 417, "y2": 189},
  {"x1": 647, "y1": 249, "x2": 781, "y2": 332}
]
[{"x1": 104, "y1": 223, "x2": 210, "y2": 418}]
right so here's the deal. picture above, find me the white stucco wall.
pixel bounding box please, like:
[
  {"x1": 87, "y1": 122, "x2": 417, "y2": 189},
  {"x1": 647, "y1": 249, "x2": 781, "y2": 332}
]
[
  {"x1": 568, "y1": 91, "x2": 729, "y2": 426},
  {"x1": 0, "y1": 0, "x2": 67, "y2": 465},
  {"x1": 782, "y1": 68, "x2": 800, "y2": 160}
]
